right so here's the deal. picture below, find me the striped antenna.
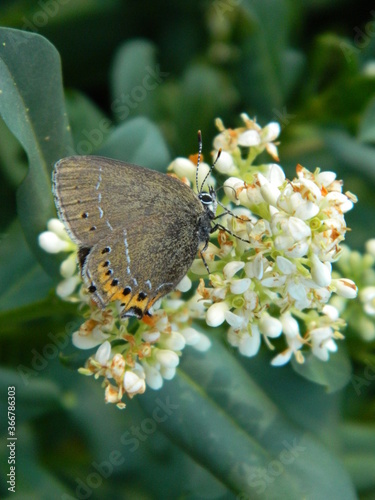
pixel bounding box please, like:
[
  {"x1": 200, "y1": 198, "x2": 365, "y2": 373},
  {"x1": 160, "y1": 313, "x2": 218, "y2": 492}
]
[{"x1": 196, "y1": 130, "x2": 202, "y2": 193}]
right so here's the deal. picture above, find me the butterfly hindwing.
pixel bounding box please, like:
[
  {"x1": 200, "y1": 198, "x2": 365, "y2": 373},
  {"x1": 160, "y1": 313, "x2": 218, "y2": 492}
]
[{"x1": 84, "y1": 212, "x2": 200, "y2": 317}]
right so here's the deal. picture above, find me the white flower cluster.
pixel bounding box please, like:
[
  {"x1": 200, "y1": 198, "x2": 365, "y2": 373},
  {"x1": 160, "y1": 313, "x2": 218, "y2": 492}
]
[
  {"x1": 169, "y1": 113, "x2": 358, "y2": 366},
  {"x1": 39, "y1": 220, "x2": 210, "y2": 408}
]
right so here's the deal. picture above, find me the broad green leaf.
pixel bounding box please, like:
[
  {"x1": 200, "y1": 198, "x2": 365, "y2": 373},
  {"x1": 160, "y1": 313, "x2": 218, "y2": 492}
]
[
  {"x1": 0, "y1": 425, "x2": 70, "y2": 497},
  {"x1": 98, "y1": 116, "x2": 170, "y2": 171},
  {"x1": 291, "y1": 345, "x2": 352, "y2": 393},
  {"x1": 111, "y1": 39, "x2": 159, "y2": 122},
  {"x1": 0, "y1": 116, "x2": 26, "y2": 188},
  {"x1": 139, "y1": 337, "x2": 356, "y2": 499},
  {"x1": 0, "y1": 368, "x2": 62, "y2": 432},
  {"x1": 0, "y1": 28, "x2": 73, "y2": 275},
  {"x1": 0, "y1": 220, "x2": 53, "y2": 313}
]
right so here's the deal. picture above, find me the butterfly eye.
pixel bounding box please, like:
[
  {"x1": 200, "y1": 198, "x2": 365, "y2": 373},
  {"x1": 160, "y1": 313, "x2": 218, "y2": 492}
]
[{"x1": 199, "y1": 192, "x2": 213, "y2": 205}]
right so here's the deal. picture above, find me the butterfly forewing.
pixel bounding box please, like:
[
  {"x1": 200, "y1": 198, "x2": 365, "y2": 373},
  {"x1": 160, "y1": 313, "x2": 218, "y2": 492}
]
[{"x1": 53, "y1": 155, "x2": 205, "y2": 317}]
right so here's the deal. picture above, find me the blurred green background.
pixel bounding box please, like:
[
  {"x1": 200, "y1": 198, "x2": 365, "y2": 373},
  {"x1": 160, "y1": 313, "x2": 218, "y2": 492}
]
[{"x1": 1, "y1": 0, "x2": 375, "y2": 498}]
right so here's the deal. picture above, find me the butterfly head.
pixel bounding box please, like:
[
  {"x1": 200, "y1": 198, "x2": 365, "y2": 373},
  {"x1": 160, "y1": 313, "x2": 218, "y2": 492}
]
[{"x1": 198, "y1": 186, "x2": 217, "y2": 220}]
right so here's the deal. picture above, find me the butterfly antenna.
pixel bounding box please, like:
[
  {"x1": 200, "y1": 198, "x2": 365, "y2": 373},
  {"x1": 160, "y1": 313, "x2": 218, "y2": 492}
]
[
  {"x1": 199, "y1": 148, "x2": 222, "y2": 193},
  {"x1": 213, "y1": 185, "x2": 247, "y2": 222},
  {"x1": 196, "y1": 130, "x2": 203, "y2": 193}
]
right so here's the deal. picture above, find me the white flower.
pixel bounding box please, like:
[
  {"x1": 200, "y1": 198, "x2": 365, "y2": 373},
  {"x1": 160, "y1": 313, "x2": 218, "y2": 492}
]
[
  {"x1": 176, "y1": 275, "x2": 192, "y2": 292},
  {"x1": 192, "y1": 333, "x2": 212, "y2": 351},
  {"x1": 259, "y1": 315, "x2": 282, "y2": 338},
  {"x1": 60, "y1": 254, "x2": 77, "y2": 278},
  {"x1": 214, "y1": 150, "x2": 238, "y2": 175},
  {"x1": 159, "y1": 331, "x2": 186, "y2": 350},
  {"x1": 38, "y1": 218, "x2": 73, "y2": 253},
  {"x1": 72, "y1": 324, "x2": 110, "y2": 350},
  {"x1": 264, "y1": 163, "x2": 285, "y2": 187},
  {"x1": 271, "y1": 314, "x2": 304, "y2": 366},
  {"x1": 142, "y1": 361, "x2": 163, "y2": 390},
  {"x1": 206, "y1": 302, "x2": 230, "y2": 326},
  {"x1": 38, "y1": 231, "x2": 70, "y2": 253},
  {"x1": 360, "y1": 286, "x2": 375, "y2": 315},
  {"x1": 230, "y1": 278, "x2": 251, "y2": 295},
  {"x1": 257, "y1": 173, "x2": 280, "y2": 207},
  {"x1": 160, "y1": 366, "x2": 176, "y2": 380},
  {"x1": 123, "y1": 371, "x2": 146, "y2": 396},
  {"x1": 95, "y1": 341, "x2": 111, "y2": 365},
  {"x1": 142, "y1": 330, "x2": 161, "y2": 343},
  {"x1": 365, "y1": 239, "x2": 375, "y2": 257},
  {"x1": 168, "y1": 157, "x2": 214, "y2": 190},
  {"x1": 238, "y1": 325, "x2": 261, "y2": 357},
  {"x1": 155, "y1": 349, "x2": 180, "y2": 368},
  {"x1": 332, "y1": 278, "x2": 358, "y2": 299},
  {"x1": 223, "y1": 261, "x2": 245, "y2": 279},
  {"x1": 310, "y1": 254, "x2": 332, "y2": 287},
  {"x1": 56, "y1": 275, "x2": 81, "y2": 298},
  {"x1": 310, "y1": 327, "x2": 337, "y2": 361}
]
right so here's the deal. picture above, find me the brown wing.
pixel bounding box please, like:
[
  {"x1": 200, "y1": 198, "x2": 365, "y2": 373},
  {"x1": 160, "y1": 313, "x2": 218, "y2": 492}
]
[
  {"x1": 52, "y1": 155, "x2": 202, "y2": 246},
  {"x1": 83, "y1": 212, "x2": 201, "y2": 318}
]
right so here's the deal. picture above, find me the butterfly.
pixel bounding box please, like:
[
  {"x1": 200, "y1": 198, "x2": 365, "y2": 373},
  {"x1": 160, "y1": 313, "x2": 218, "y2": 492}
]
[{"x1": 52, "y1": 133, "x2": 222, "y2": 319}]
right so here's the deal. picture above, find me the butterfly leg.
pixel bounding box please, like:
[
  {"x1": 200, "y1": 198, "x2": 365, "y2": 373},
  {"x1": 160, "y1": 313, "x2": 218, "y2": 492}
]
[
  {"x1": 211, "y1": 223, "x2": 250, "y2": 244},
  {"x1": 199, "y1": 239, "x2": 211, "y2": 274}
]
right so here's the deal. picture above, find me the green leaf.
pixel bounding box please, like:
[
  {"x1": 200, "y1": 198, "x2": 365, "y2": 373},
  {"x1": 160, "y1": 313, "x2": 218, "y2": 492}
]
[
  {"x1": 323, "y1": 129, "x2": 375, "y2": 184},
  {"x1": 238, "y1": 0, "x2": 298, "y2": 117},
  {"x1": 341, "y1": 423, "x2": 375, "y2": 490},
  {"x1": 0, "y1": 220, "x2": 53, "y2": 313},
  {"x1": 0, "y1": 368, "x2": 62, "y2": 432},
  {"x1": 358, "y1": 95, "x2": 375, "y2": 144},
  {"x1": 291, "y1": 344, "x2": 352, "y2": 393},
  {"x1": 161, "y1": 64, "x2": 237, "y2": 155},
  {"x1": 111, "y1": 39, "x2": 159, "y2": 122},
  {"x1": 139, "y1": 337, "x2": 356, "y2": 499},
  {"x1": 98, "y1": 116, "x2": 170, "y2": 171},
  {"x1": 65, "y1": 90, "x2": 113, "y2": 156},
  {"x1": 0, "y1": 425, "x2": 70, "y2": 497},
  {"x1": 0, "y1": 28, "x2": 73, "y2": 275}
]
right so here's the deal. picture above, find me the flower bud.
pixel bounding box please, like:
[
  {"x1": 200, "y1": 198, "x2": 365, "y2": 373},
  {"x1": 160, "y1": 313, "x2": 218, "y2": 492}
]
[
  {"x1": 38, "y1": 231, "x2": 69, "y2": 253},
  {"x1": 259, "y1": 315, "x2": 282, "y2": 338},
  {"x1": 95, "y1": 341, "x2": 111, "y2": 365},
  {"x1": 206, "y1": 302, "x2": 229, "y2": 327},
  {"x1": 155, "y1": 349, "x2": 180, "y2": 368},
  {"x1": 332, "y1": 278, "x2": 358, "y2": 298},
  {"x1": 310, "y1": 254, "x2": 332, "y2": 287}
]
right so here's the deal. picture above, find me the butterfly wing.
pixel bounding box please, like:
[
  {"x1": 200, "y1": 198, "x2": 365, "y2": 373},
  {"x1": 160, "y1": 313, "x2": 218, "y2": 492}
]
[
  {"x1": 53, "y1": 155, "x2": 204, "y2": 317},
  {"x1": 52, "y1": 155, "x2": 202, "y2": 246},
  {"x1": 83, "y1": 211, "x2": 200, "y2": 318}
]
